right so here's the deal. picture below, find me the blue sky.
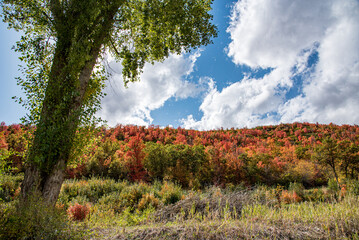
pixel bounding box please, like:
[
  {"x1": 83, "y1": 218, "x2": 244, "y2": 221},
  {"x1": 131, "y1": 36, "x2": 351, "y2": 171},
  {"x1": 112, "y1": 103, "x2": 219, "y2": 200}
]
[
  {"x1": 1, "y1": 0, "x2": 359, "y2": 130},
  {"x1": 0, "y1": 22, "x2": 23, "y2": 125}
]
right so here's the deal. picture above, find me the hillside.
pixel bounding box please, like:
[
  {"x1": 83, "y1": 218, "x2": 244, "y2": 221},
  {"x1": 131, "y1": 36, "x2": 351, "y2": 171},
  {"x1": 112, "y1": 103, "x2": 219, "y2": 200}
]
[{"x1": 1, "y1": 122, "x2": 359, "y2": 187}]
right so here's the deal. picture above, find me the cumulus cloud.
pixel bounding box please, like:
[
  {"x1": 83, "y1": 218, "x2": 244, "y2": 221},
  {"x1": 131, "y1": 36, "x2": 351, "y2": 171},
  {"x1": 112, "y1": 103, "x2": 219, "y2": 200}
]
[
  {"x1": 279, "y1": 0, "x2": 359, "y2": 124},
  {"x1": 227, "y1": 0, "x2": 335, "y2": 69},
  {"x1": 181, "y1": 69, "x2": 287, "y2": 130},
  {"x1": 97, "y1": 52, "x2": 203, "y2": 126},
  {"x1": 182, "y1": 0, "x2": 359, "y2": 130}
]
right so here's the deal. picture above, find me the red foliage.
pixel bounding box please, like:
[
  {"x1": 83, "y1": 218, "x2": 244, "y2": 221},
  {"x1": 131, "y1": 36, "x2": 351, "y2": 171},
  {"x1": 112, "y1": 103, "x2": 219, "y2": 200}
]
[
  {"x1": 125, "y1": 134, "x2": 147, "y2": 182},
  {"x1": 66, "y1": 163, "x2": 86, "y2": 179},
  {"x1": 67, "y1": 203, "x2": 90, "y2": 221},
  {"x1": 2, "y1": 122, "x2": 359, "y2": 186},
  {"x1": 281, "y1": 190, "x2": 302, "y2": 204},
  {"x1": 0, "y1": 132, "x2": 8, "y2": 149},
  {"x1": 173, "y1": 134, "x2": 187, "y2": 145}
]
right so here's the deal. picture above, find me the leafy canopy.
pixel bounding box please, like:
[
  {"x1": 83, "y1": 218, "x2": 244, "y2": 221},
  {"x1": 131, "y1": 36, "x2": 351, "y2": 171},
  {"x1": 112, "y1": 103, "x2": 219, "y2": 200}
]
[{"x1": 1, "y1": 0, "x2": 217, "y2": 124}]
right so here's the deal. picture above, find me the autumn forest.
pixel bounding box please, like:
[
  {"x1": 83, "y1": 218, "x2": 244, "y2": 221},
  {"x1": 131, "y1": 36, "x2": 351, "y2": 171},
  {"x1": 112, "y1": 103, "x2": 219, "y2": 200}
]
[{"x1": 2, "y1": 122, "x2": 359, "y2": 188}]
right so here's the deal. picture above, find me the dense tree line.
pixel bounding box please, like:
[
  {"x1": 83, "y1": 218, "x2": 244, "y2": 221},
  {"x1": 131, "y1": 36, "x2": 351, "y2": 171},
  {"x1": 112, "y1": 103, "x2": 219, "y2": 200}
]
[{"x1": 2, "y1": 122, "x2": 358, "y2": 188}]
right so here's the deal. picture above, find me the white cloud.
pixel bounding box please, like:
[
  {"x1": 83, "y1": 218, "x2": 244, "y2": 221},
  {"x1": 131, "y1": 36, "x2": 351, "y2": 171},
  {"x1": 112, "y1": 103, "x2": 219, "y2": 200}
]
[
  {"x1": 97, "y1": 52, "x2": 203, "y2": 126},
  {"x1": 181, "y1": 70, "x2": 287, "y2": 130},
  {"x1": 280, "y1": 0, "x2": 359, "y2": 124},
  {"x1": 183, "y1": 0, "x2": 359, "y2": 130},
  {"x1": 227, "y1": 0, "x2": 334, "y2": 69}
]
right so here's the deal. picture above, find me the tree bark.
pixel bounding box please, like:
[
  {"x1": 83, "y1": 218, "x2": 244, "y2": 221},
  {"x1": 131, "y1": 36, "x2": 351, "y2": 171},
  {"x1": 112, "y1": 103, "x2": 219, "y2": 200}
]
[{"x1": 21, "y1": 159, "x2": 66, "y2": 205}]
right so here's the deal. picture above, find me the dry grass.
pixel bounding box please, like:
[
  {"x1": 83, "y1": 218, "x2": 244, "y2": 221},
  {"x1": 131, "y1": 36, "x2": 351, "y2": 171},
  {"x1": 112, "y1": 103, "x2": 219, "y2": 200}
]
[
  {"x1": 90, "y1": 192, "x2": 359, "y2": 240},
  {"x1": 94, "y1": 220, "x2": 356, "y2": 240},
  {"x1": 152, "y1": 187, "x2": 252, "y2": 223}
]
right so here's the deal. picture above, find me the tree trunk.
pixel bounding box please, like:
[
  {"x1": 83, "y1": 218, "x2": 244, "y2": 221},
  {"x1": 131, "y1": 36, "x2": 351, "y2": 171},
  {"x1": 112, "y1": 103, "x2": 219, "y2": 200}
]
[
  {"x1": 20, "y1": 5, "x2": 119, "y2": 206},
  {"x1": 333, "y1": 167, "x2": 340, "y2": 188},
  {"x1": 21, "y1": 159, "x2": 66, "y2": 205},
  {"x1": 20, "y1": 50, "x2": 99, "y2": 205},
  {"x1": 330, "y1": 157, "x2": 340, "y2": 188}
]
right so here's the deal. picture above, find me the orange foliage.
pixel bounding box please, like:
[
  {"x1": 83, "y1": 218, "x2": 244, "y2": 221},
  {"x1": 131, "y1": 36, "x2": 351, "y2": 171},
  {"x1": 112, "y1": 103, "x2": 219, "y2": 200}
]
[
  {"x1": 281, "y1": 190, "x2": 302, "y2": 204},
  {"x1": 2, "y1": 122, "x2": 359, "y2": 187}
]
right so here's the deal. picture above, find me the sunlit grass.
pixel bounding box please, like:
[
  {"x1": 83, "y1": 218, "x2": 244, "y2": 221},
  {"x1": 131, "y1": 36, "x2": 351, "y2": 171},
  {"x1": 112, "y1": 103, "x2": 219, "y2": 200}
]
[
  {"x1": 2, "y1": 175, "x2": 359, "y2": 239},
  {"x1": 98, "y1": 189, "x2": 359, "y2": 239}
]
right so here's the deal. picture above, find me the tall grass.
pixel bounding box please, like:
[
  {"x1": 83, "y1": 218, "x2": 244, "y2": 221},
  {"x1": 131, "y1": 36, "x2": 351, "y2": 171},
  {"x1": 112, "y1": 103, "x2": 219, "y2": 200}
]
[
  {"x1": 1, "y1": 174, "x2": 359, "y2": 239},
  {"x1": 111, "y1": 186, "x2": 359, "y2": 239}
]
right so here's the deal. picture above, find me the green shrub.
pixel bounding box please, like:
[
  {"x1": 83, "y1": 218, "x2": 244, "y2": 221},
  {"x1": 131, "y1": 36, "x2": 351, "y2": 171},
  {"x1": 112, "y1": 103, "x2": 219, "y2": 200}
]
[
  {"x1": 117, "y1": 182, "x2": 151, "y2": 212},
  {"x1": 97, "y1": 191, "x2": 122, "y2": 212},
  {"x1": 347, "y1": 179, "x2": 359, "y2": 196},
  {"x1": 288, "y1": 182, "x2": 305, "y2": 198},
  {"x1": 107, "y1": 156, "x2": 128, "y2": 180},
  {"x1": 327, "y1": 178, "x2": 340, "y2": 197},
  {"x1": 144, "y1": 142, "x2": 169, "y2": 180},
  {"x1": 0, "y1": 149, "x2": 12, "y2": 174},
  {"x1": 251, "y1": 185, "x2": 277, "y2": 206},
  {"x1": 58, "y1": 178, "x2": 127, "y2": 205},
  {"x1": 0, "y1": 174, "x2": 23, "y2": 202},
  {"x1": 85, "y1": 139, "x2": 122, "y2": 178},
  {"x1": 137, "y1": 193, "x2": 160, "y2": 211},
  {"x1": 166, "y1": 144, "x2": 208, "y2": 187},
  {"x1": 144, "y1": 143, "x2": 209, "y2": 188},
  {"x1": 0, "y1": 196, "x2": 85, "y2": 240},
  {"x1": 303, "y1": 188, "x2": 326, "y2": 202},
  {"x1": 68, "y1": 195, "x2": 90, "y2": 207},
  {"x1": 160, "y1": 181, "x2": 184, "y2": 205},
  {"x1": 96, "y1": 181, "x2": 154, "y2": 213}
]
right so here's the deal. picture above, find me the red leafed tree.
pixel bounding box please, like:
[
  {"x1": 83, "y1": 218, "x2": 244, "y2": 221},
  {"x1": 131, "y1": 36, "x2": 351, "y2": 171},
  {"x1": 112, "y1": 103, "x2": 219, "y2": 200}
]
[
  {"x1": 125, "y1": 134, "x2": 147, "y2": 182},
  {"x1": 0, "y1": 132, "x2": 8, "y2": 150},
  {"x1": 173, "y1": 134, "x2": 187, "y2": 145}
]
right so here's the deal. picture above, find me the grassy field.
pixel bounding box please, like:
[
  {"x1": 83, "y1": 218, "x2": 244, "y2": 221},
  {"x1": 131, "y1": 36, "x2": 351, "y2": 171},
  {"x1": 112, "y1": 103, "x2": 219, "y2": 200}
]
[
  {"x1": 90, "y1": 187, "x2": 359, "y2": 239},
  {"x1": 1, "y1": 175, "x2": 359, "y2": 239},
  {"x1": 89, "y1": 196, "x2": 359, "y2": 239}
]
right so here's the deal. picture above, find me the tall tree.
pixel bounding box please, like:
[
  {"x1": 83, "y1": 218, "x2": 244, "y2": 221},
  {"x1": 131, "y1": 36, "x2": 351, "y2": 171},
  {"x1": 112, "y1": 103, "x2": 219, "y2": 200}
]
[
  {"x1": 337, "y1": 140, "x2": 359, "y2": 179},
  {"x1": 313, "y1": 138, "x2": 341, "y2": 187},
  {"x1": 1, "y1": 0, "x2": 217, "y2": 205}
]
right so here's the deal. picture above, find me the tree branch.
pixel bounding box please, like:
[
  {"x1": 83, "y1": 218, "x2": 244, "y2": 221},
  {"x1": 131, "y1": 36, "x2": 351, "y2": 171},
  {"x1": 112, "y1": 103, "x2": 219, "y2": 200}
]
[
  {"x1": 110, "y1": 38, "x2": 121, "y2": 56},
  {"x1": 49, "y1": 0, "x2": 63, "y2": 26}
]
